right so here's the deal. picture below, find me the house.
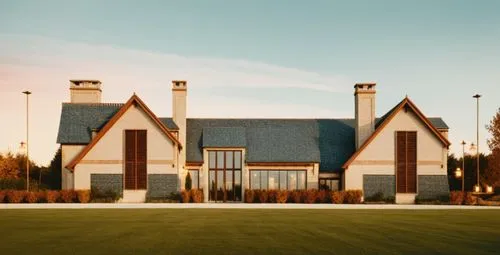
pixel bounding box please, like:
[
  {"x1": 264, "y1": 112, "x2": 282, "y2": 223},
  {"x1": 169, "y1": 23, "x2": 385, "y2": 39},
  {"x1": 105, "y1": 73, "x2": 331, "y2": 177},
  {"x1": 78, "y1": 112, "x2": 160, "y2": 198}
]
[{"x1": 57, "y1": 80, "x2": 451, "y2": 203}]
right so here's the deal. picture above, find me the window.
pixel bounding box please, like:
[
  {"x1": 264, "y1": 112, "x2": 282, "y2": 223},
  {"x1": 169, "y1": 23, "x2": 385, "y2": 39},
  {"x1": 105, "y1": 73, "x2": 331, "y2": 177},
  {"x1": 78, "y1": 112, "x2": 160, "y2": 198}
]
[
  {"x1": 319, "y1": 178, "x2": 340, "y2": 191},
  {"x1": 208, "y1": 150, "x2": 242, "y2": 202},
  {"x1": 188, "y1": 170, "x2": 199, "y2": 190},
  {"x1": 249, "y1": 170, "x2": 307, "y2": 191},
  {"x1": 396, "y1": 131, "x2": 417, "y2": 193}
]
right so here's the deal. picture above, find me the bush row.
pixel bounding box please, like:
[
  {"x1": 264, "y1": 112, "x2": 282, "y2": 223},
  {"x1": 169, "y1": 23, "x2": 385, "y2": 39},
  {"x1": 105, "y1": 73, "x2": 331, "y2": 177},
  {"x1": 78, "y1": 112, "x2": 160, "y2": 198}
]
[
  {"x1": 243, "y1": 189, "x2": 363, "y2": 204},
  {"x1": 449, "y1": 191, "x2": 476, "y2": 205},
  {"x1": 180, "y1": 189, "x2": 204, "y2": 203},
  {"x1": 0, "y1": 190, "x2": 92, "y2": 203}
]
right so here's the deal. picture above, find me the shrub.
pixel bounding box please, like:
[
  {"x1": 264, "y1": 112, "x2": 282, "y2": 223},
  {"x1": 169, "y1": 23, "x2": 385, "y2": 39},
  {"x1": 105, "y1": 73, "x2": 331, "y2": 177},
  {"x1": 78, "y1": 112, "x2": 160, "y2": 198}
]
[
  {"x1": 330, "y1": 191, "x2": 344, "y2": 204},
  {"x1": 181, "y1": 190, "x2": 191, "y2": 203},
  {"x1": 60, "y1": 190, "x2": 76, "y2": 203},
  {"x1": 449, "y1": 191, "x2": 464, "y2": 205},
  {"x1": 191, "y1": 189, "x2": 203, "y2": 203},
  {"x1": 365, "y1": 192, "x2": 385, "y2": 202},
  {"x1": 90, "y1": 187, "x2": 121, "y2": 203},
  {"x1": 259, "y1": 190, "x2": 269, "y2": 203},
  {"x1": 252, "y1": 190, "x2": 260, "y2": 203},
  {"x1": 0, "y1": 190, "x2": 6, "y2": 203},
  {"x1": 305, "y1": 189, "x2": 318, "y2": 204},
  {"x1": 244, "y1": 190, "x2": 254, "y2": 203},
  {"x1": 317, "y1": 190, "x2": 329, "y2": 203},
  {"x1": 464, "y1": 192, "x2": 476, "y2": 205},
  {"x1": 268, "y1": 190, "x2": 278, "y2": 203},
  {"x1": 185, "y1": 172, "x2": 192, "y2": 191},
  {"x1": 6, "y1": 190, "x2": 25, "y2": 203},
  {"x1": 77, "y1": 190, "x2": 91, "y2": 203},
  {"x1": 25, "y1": 192, "x2": 38, "y2": 203},
  {"x1": 291, "y1": 190, "x2": 302, "y2": 203},
  {"x1": 46, "y1": 190, "x2": 60, "y2": 203},
  {"x1": 277, "y1": 190, "x2": 288, "y2": 204},
  {"x1": 36, "y1": 191, "x2": 47, "y2": 203},
  {"x1": 344, "y1": 190, "x2": 363, "y2": 204}
]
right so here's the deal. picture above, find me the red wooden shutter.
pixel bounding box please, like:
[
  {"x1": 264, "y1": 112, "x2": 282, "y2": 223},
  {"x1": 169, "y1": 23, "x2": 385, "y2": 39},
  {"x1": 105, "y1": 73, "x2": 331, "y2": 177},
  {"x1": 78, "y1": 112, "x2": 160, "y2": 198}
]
[
  {"x1": 136, "y1": 130, "x2": 147, "y2": 189},
  {"x1": 125, "y1": 130, "x2": 136, "y2": 190},
  {"x1": 407, "y1": 132, "x2": 417, "y2": 193},
  {"x1": 396, "y1": 132, "x2": 407, "y2": 193}
]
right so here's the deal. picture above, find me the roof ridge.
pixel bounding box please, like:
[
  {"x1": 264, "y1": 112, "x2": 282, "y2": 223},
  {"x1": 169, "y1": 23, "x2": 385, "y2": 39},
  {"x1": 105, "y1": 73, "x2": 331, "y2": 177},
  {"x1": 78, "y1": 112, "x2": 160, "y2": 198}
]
[{"x1": 62, "y1": 102, "x2": 124, "y2": 106}]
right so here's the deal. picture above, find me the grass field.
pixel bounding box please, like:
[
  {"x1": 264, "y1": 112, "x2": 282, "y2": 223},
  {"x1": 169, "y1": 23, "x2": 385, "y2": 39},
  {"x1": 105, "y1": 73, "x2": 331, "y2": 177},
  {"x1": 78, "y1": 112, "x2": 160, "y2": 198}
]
[{"x1": 0, "y1": 209, "x2": 499, "y2": 255}]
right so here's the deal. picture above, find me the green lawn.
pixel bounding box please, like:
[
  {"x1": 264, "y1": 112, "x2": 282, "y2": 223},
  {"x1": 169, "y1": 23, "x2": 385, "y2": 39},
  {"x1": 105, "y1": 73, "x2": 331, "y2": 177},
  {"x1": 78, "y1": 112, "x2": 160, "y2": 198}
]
[{"x1": 0, "y1": 209, "x2": 499, "y2": 255}]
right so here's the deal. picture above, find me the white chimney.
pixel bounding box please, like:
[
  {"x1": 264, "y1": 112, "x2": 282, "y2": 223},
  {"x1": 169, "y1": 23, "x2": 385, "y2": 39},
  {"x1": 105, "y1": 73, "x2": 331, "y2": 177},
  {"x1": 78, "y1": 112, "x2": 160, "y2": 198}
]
[
  {"x1": 70, "y1": 80, "x2": 102, "y2": 103},
  {"x1": 172, "y1": 80, "x2": 187, "y2": 166},
  {"x1": 354, "y1": 83, "x2": 376, "y2": 149}
]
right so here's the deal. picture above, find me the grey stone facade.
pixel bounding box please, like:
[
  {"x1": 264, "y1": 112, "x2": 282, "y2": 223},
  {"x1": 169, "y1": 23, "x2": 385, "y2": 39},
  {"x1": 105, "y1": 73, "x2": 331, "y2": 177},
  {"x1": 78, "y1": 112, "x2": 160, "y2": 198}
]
[
  {"x1": 363, "y1": 175, "x2": 395, "y2": 199},
  {"x1": 418, "y1": 175, "x2": 450, "y2": 200},
  {"x1": 90, "y1": 174, "x2": 123, "y2": 195},
  {"x1": 147, "y1": 174, "x2": 178, "y2": 198}
]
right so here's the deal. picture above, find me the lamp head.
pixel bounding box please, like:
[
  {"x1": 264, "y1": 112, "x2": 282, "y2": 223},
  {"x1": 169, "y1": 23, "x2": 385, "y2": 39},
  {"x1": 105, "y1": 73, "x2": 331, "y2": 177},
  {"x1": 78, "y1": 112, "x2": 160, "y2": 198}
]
[
  {"x1": 473, "y1": 94, "x2": 481, "y2": 99},
  {"x1": 22, "y1": 91, "x2": 32, "y2": 95}
]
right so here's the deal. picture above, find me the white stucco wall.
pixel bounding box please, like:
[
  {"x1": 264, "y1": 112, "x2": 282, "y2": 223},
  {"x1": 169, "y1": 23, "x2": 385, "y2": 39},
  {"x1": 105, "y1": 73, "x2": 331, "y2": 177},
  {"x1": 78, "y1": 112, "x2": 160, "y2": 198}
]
[
  {"x1": 345, "y1": 109, "x2": 448, "y2": 192},
  {"x1": 73, "y1": 104, "x2": 177, "y2": 190},
  {"x1": 61, "y1": 145, "x2": 85, "y2": 190}
]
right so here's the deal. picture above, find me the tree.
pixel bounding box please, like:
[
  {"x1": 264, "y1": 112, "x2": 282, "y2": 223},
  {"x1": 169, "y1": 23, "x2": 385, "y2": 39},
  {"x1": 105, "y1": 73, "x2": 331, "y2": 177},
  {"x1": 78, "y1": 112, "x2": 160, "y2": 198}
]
[
  {"x1": 485, "y1": 108, "x2": 500, "y2": 187},
  {"x1": 185, "y1": 172, "x2": 192, "y2": 190},
  {"x1": 44, "y1": 148, "x2": 62, "y2": 190},
  {"x1": 0, "y1": 152, "x2": 20, "y2": 179}
]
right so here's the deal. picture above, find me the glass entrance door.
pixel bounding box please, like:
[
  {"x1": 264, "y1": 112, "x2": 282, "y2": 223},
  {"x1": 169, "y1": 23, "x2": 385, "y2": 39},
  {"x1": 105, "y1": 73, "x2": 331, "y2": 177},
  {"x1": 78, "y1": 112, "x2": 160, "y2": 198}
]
[{"x1": 208, "y1": 150, "x2": 242, "y2": 202}]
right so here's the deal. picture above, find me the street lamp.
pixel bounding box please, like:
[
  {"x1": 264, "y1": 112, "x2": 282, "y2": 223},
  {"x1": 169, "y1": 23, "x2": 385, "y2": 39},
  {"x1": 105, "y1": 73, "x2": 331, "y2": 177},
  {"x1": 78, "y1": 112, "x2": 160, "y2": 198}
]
[
  {"x1": 22, "y1": 90, "x2": 31, "y2": 191},
  {"x1": 461, "y1": 141, "x2": 466, "y2": 192},
  {"x1": 473, "y1": 94, "x2": 481, "y2": 193}
]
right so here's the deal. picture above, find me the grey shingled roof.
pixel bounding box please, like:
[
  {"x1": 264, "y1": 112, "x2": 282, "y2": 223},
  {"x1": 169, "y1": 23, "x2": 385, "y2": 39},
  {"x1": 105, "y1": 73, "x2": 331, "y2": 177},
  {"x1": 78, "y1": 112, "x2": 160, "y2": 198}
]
[
  {"x1": 186, "y1": 119, "x2": 356, "y2": 172},
  {"x1": 57, "y1": 103, "x2": 178, "y2": 144},
  {"x1": 202, "y1": 127, "x2": 246, "y2": 148},
  {"x1": 57, "y1": 102, "x2": 449, "y2": 173}
]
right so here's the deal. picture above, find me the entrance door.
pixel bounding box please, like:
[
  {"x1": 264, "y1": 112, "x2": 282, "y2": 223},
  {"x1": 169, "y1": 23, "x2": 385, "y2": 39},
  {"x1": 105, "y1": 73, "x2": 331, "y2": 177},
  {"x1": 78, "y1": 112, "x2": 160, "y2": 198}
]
[
  {"x1": 125, "y1": 130, "x2": 147, "y2": 190},
  {"x1": 208, "y1": 150, "x2": 242, "y2": 202}
]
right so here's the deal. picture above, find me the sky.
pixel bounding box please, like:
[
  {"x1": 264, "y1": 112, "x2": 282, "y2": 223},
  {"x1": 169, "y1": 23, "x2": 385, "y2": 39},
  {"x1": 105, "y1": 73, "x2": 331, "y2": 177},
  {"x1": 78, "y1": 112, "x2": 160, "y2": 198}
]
[{"x1": 1, "y1": 0, "x2": 499, "y2": 165}]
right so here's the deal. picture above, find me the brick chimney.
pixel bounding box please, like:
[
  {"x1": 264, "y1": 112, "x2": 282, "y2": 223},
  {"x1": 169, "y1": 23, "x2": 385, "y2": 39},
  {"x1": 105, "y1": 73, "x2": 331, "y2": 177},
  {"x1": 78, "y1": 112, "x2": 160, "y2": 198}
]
[
  {"x1": 70, "y1": 80, "x2": 102, "y2": 103},
  {"x1": 354, "y1": 83, "x2": 376, "y2": 149}
]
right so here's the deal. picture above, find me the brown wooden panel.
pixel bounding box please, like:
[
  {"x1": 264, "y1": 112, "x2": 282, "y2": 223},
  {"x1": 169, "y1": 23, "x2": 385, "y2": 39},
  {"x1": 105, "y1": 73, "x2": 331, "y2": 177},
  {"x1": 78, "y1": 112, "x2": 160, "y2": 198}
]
[
  {"x1": 125, "y1": 130, "x2": 136, "y2": 190},
  {"x1": 136, "y1": 130, "x2": 147, "y2": 189},
  {"x1": 407, "y1": 132, "x2": 417, "y2": 193},
  {"x1": 396, "y1": 132, "x2": 407, "y2": 193}
]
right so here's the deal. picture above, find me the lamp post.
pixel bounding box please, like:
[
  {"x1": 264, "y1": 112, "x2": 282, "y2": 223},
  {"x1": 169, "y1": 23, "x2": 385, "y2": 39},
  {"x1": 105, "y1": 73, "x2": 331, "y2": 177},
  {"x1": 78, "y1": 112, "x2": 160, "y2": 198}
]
[
  {"x1": 473, "y1": 94, "x2": 481, "y2": 193},
  {"x1": 461, "y1": 141, "x2": 466, "y2": 192},
  {"x1": 22, "y1": 91, "x2": 31, "y2": 191}
]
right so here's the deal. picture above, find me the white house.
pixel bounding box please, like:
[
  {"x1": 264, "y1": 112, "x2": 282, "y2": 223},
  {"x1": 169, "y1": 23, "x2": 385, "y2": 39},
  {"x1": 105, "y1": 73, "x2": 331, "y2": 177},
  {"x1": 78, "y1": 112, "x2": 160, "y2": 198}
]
[{"x1": 57, "y1": 80, "x2": 450, "y2": 203}]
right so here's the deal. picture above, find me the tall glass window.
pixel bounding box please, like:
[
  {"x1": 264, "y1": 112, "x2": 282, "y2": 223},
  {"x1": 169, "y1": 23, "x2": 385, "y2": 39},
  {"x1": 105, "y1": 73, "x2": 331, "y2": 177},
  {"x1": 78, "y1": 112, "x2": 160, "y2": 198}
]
[
  {"x1": 208, "y1": 150, "x2": 243, "y2": 202},
  {"x1": 188, "y1": 170, "x2": 199, "y2": 190}
]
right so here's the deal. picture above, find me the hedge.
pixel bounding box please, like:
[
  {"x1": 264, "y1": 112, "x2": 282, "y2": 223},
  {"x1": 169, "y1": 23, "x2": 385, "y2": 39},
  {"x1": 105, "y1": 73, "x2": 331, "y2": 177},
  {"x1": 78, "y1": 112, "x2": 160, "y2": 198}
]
[
  {"x1": 0, "y1": 189, "x2": 114, "y2": 203},
  {"x1": 242, "y1": 189, "x2": 364, "y2": 204}
]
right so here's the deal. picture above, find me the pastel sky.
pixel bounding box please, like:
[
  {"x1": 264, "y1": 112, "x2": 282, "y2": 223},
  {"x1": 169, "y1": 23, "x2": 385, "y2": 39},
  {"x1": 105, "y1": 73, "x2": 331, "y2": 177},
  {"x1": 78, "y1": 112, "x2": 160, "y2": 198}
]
[{"x1": 1, "y1": 0, "x2": 499, "y2": 165}]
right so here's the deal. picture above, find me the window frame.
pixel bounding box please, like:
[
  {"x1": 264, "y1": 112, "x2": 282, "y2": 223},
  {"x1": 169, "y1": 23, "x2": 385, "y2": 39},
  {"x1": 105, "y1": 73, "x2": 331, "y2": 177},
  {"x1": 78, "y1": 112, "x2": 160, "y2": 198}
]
[{"x1": 249, "y1": 169, "x2": 307, "y2": 191}]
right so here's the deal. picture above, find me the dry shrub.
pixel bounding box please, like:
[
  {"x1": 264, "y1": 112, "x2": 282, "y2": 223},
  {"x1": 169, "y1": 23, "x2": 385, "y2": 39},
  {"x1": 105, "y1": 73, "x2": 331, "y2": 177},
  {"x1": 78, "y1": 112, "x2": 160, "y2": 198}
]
[
  {"x1": 317, "y1": 190, "x2": 329, "y2": 203},
  {"x1": 259, "y1": 190, "x2": 269, "y2": 203},
  {"x1": 0, "y1": 190, "x2": 6, "y2": 203},
  {"x1": 449, "y1": 191, "x2": 464, "y2": 205},
  {"x1": 244, "y1": 190, "x2": 254, "y2": 203},
  {"x1": 344, "y1": 190, "x2": 363, "y2": 204},
  {"x1": 291, "y1": 190, "x2": 302, "y2": 203},
  {"x1": 331, "y1": 191, "x2": 344, "y2": 204},
  {"x1": 46, "y1": 191, "x2": 60, "y2": 203},
  {"x1": 305, "y1": 189, "x2": 318, "y2": 204},
  {"x1": 60, "y1": 190, "x2": 76, "y2": 203},
  {"x1": 25, "y1": 192, "x2": 38, "y2": 203},
  {"x1": 181, "y1": 190, "x2": 191, "y2": 203},
  {"x1": 77, "y1": 190, "x2": 91, "y2": 203},
  {"x1": 268, "y1": 190, "x2": 278, "y2": 203},
  {"x1": 6, "y1": 190, "x2": 25, "y2": 203},
  {"x1": 464, "y1": 192, "x2": 476, "y2": 205},
  {"x1": 191, "y1": 189, "x2": 204, "y2": 203},
  {"x1": 36, "y1": 191, "x2": 47, "y2": 203},
  {"x1": 277, "y1": 190, "x2": 288, "y2": 204}
]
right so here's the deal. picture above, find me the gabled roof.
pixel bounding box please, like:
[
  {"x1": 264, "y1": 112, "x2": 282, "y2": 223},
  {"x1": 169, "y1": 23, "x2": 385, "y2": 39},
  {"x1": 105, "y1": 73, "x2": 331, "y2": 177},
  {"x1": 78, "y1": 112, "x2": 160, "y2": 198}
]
[
  {"x1": 57, "y1": 103, "x2": 178, "y2": 144},
  {"x1": 342, "y1": 97, "x2": 451, "y2": 169},
  {"x1": 65, "y1": 94, "x2": 181, "y2": 170}
]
